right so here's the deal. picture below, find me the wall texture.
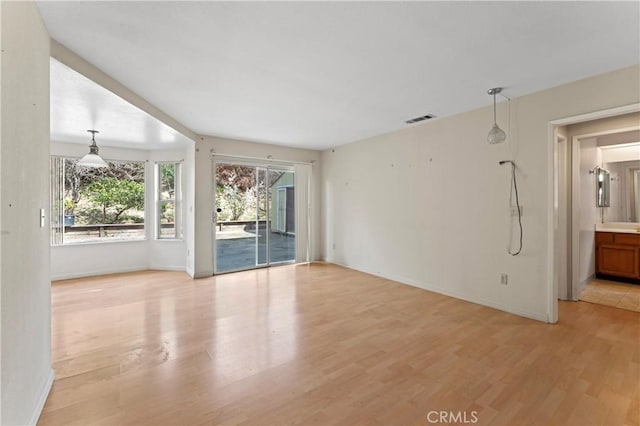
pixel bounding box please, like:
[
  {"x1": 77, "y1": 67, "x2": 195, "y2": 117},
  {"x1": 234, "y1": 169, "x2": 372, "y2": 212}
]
[
  {"x1": 0, "y1": 2, "x2": 53, "y2": 424},
  {"x1": 321, "y1": 65, "x2": 640, "y2": 322}
]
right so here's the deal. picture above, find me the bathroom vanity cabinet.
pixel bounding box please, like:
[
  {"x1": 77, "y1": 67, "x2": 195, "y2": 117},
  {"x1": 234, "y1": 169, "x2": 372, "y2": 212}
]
[{"x1": 595, "y1": 231, "x2": 640, "y2": 280}]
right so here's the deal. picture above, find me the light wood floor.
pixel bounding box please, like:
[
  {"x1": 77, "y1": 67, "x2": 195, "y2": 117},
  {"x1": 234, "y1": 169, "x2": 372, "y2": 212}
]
[
  {"x1": 580, "y1": 278, "x2": 640, "y2": 313},
  {"x1": 40, "y1": 263, "x2": 639, "y2": 426}
]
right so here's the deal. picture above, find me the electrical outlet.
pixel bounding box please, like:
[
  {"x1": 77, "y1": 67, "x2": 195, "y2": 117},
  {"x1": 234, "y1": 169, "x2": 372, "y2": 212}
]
[
  {"x1": 510, "y1": 206, "x2": 523, "y2": 217},
  {"x1": 332, "y1": 243, "x2": 336, "y2": 250},
  {"x1": 500, "y1": 273, "x2": 508, "y2": 285}
]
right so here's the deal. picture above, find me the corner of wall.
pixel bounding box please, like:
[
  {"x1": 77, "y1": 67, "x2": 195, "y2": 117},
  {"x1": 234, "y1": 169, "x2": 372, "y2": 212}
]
[
  {"x1": 1, "y1": 1, "x2": 53, "y2": 424},
  {"x1": 26, "y1": 369, "x2": 54, "y2": 426}
]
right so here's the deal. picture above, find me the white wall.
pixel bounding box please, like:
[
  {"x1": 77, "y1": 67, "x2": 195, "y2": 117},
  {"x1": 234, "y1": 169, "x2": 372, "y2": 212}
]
[
  {"x1": 183, "y1": 143, "x2": 196, "y2": 276},
  {"x1": 0, "y1": 2, "x2": 53, "y2": 424},
  {"x1": 578, "y1": 138, "x2": 598, "y2": 286},
  {"x1": 50, "y1": 142, "x2": 191, "y2": 280},
  {"x1": 321, "y1": 65, "x2": 640, "y2": 322},
  {"x1": 193, "y1": 136, "x2": 321, "y2": 277}
]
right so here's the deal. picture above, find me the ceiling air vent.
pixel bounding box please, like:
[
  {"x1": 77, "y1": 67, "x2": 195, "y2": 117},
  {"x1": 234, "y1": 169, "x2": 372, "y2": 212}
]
[{"x1": 405, "y1": 114, "x2": 436, "y2": 124}]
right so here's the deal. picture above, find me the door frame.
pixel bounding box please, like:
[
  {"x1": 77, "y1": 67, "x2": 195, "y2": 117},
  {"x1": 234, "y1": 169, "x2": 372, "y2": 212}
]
[{"x1": 548, "y1": 103, "x2": 640, "y2": 322}]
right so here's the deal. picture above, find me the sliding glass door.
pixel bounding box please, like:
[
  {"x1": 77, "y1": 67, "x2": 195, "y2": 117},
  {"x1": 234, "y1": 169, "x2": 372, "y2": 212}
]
[
  {"x1": 268, "y1": 169, "x2": 295, "y2": 263},
  {"x1": 214, "y1": 161, "x2": 296, "y2": 274}
]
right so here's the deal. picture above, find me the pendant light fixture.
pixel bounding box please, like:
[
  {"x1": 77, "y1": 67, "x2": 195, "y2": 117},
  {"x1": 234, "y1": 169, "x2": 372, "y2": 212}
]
[
  {"x1": 78, "y1": 130, "x2": 108, "y2": 168},
  {"x1": 487, "y1": 87, "x2": 506, "y2": 144}
]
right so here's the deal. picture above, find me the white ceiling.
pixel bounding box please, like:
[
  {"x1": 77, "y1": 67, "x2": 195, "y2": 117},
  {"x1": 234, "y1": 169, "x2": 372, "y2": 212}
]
[
  {"x1": 50, "y1": 58, "x2": 191, "y2": 150},
  {"x1": 38, "y1": 1, "x2": 640, "y2": 150}
]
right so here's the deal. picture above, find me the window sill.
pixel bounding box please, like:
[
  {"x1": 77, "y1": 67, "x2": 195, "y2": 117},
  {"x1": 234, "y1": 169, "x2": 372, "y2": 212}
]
[{"x1": 52, "y1": 238, "x2": 147, "y2": 247}]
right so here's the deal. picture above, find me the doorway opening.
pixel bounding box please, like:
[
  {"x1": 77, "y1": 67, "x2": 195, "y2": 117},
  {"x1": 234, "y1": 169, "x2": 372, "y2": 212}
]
[
  {"x1": 213, "y1": 161, "x2": 296, "y2": 274},
  {"x1": 550, "y1": 104, "x2": 640, "y2": 320}
]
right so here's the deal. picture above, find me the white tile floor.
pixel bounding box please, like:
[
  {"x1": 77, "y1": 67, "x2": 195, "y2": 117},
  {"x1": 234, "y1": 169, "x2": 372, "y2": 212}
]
[{"x1": 579, "y1": 278, "x2": 640, "y2": 312}]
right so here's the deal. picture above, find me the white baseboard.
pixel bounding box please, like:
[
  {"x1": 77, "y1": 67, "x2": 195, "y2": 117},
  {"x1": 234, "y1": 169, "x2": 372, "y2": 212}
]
[
  {"x1": 28, "y1": 368, "x2": 54, "y2": 426},
  {"x1": 51, "y1": 265, "x2": 148, "y2": 281},
  {"x1": 148, "y1": 265, "x2": 186, "y2": 272},
  {"x1": 326, "y1": 260, "x2": 549, "y2": 323}
]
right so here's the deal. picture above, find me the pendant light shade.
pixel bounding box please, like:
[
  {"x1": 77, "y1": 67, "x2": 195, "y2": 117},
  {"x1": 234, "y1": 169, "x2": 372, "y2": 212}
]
[
  {"x1": 487, "y1": 88, "x2": 506, "y2": 144},
  {"x1": 78, "y1": 130, "x2": 108, "y2": 168}
]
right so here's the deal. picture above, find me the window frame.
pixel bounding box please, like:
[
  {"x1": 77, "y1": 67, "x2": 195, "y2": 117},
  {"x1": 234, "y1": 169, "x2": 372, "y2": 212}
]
[
  {"x1": 155, "y1": 161, "x2": 182, "y2": 240},
  {"x1": 50, "y1": 155, "x2": 147, "y2": 246}
]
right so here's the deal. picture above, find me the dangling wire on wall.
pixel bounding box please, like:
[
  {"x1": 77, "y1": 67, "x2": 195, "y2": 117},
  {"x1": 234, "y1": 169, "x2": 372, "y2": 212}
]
[{"x1": 499, "y1": 160, "x2": 523, "y2": 256}]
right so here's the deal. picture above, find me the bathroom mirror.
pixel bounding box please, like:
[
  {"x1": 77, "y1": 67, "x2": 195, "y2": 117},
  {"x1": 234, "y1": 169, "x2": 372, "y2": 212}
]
[
  {"x1": 600, "y1": 160, "x2": 640, "y2": 222},
  {"x1": 596, "y1": 167, "x2": 610, "y2": 208}
]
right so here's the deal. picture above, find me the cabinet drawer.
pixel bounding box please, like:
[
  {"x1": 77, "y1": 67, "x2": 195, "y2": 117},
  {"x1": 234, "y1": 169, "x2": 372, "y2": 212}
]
[
  {"x1": 596, "y1": 232, "x2": 614, "y2": 244},
  {"x1": 597, "y1": 245, "x2": 639, "y2": 278},
  {"x1": 613, "y1": 233, "x2": 640, "y2": 246}
]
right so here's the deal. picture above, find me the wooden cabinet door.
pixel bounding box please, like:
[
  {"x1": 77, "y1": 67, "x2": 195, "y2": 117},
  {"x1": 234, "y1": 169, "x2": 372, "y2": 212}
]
[{"x1": 597, "y1": 244, "x2": 640, "y2": 278}]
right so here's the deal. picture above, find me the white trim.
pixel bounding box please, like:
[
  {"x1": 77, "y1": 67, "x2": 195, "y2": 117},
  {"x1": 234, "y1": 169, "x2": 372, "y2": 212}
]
[
  {"x1": 570, "y1": 135, "x2": 581, "y2": 301},
  {"x1": 28, "y1": 368, "x2": 54, "y2": 426},
  {"x1": 547, "y1": 122, "x2": 557, "y2": 322},
  {"x1": 554, "y1": 132, "x2": 569, "y2": 301},
  {"x1": 147, "y1": 265, "x2": 187, "y2": 272},
  {"x1": 51, "y1": 266, "x2": 148, "y2": 281},
  {"x1": 547, "y1": 102, "x2": 640, "y2": 323},
  {"x1": 548, "y1": 104, "x2": 640, "y2": 127},
  {"x1": 52, "y1": 266, "x2": 189, "y2": 281},
  {"x1": 54, "y1": 238, "x2": 147, "y2": 247},
  {"x1": 155, "y1": 161, "x2": 183, "y2": 240},
  {"x1": 327, "y1": 261, "x2": 549, "y2": 323},
  {"x1": 570, "y1": 126, "x2": 640, "y2": 141}
]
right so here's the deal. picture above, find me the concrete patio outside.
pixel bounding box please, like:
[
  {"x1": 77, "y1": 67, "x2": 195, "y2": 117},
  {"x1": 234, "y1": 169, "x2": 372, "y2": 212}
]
[{"x1": 215, "y1": 229, "x2": 295, "y2": 272}]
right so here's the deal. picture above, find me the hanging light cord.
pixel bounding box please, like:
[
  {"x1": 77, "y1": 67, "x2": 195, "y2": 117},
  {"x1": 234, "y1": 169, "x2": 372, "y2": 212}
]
[{"x1": 499, "y1": 160, "x2": 522, "y2": 256}]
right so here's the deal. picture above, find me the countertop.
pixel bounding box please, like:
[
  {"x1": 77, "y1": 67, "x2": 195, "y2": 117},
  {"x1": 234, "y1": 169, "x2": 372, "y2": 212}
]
[{"x1": 595, "y1": 223, "x2": 640, "y2": 234}]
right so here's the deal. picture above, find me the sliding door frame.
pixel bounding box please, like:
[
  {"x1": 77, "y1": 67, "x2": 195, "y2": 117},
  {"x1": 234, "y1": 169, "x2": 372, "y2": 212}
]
[{"x1": 212, "y1": 156, "x2": 298, "y2": 274}]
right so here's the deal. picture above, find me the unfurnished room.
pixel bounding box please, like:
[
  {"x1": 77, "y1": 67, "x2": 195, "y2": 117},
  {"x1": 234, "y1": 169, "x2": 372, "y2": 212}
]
[{"x1": 0, "y1": 1, "x2": 639, "y2": 425}]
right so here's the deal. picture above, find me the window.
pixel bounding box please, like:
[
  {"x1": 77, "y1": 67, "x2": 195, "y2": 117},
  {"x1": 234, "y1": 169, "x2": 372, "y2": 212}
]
[
  {"x1": 156, "y1": 162, "x2": 182, "y2": 239},
  {"x1": 50, "y1": 157, "x2": 146, "y2": 245}
]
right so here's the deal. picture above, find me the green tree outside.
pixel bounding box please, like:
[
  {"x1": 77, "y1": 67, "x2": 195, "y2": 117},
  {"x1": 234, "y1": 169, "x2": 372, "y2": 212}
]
[{"x1": 84, "y1": 177, "x2": 145, "y2": 224}]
